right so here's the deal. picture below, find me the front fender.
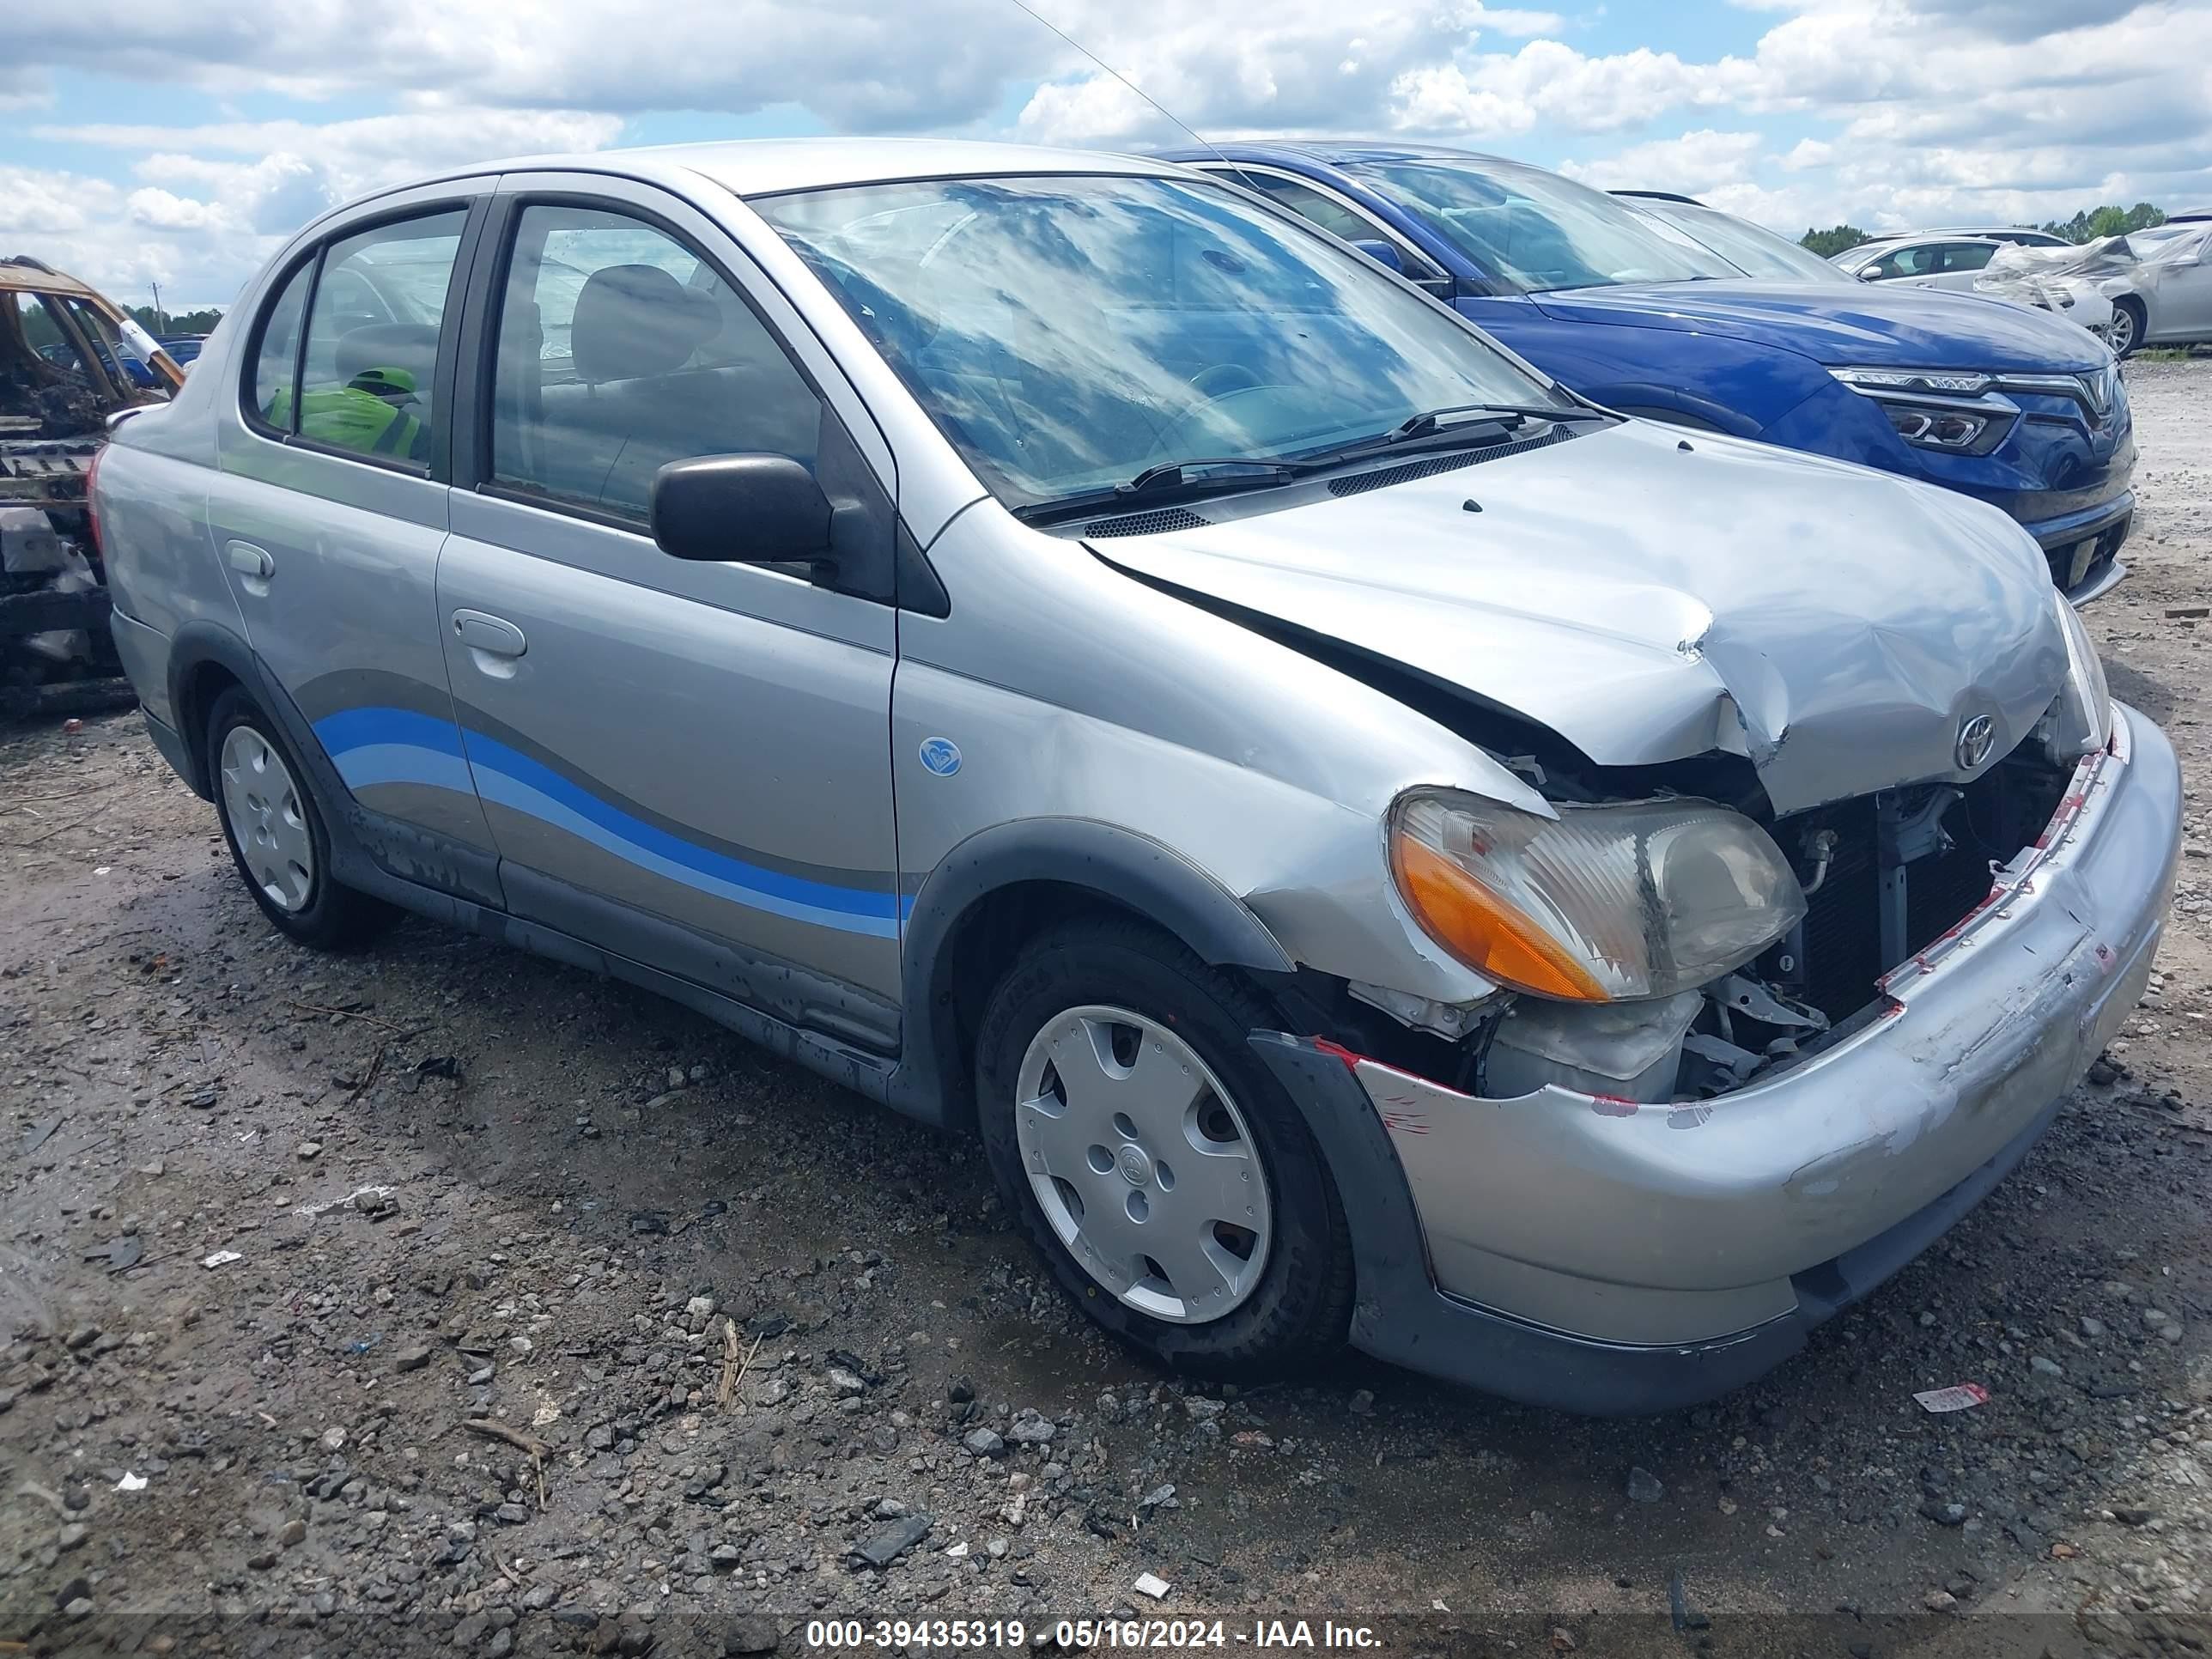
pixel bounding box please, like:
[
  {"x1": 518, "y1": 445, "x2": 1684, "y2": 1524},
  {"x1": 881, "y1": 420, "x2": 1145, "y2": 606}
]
[{"x1": 889, "y1": 817, "x2": 1295, "y2": 1130}]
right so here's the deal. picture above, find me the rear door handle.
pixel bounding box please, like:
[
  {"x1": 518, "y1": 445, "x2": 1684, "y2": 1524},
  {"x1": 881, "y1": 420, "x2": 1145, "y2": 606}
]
[
  {"x1": 225, "y1": 540, "x2": 274, "y2": 580},
  {"x1": 452, "y1": 610, "x2": 526, "y2": 658}
]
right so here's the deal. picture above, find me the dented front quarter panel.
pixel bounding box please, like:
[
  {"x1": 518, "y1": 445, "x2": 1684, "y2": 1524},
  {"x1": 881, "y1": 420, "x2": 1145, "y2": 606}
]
[
  {"x1": 891, "y1": 500, "x2": 1557, "y2": 1006},
  {"x1": 1097, "y1": 419, "x2": 2069, "y2": 814},
  {"x1": 1351, "y1": 706, "x2": 2180, "y2": 1347}
]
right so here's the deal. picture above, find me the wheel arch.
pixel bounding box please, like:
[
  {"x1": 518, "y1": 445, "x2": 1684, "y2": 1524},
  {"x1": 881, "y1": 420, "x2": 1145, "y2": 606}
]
[
  {"x1": 164, "y1": 621, "x2": 275, "y2": 799},
  {"x1": 888, "y1": 819, "x2": 1296, "y2": 1133}
]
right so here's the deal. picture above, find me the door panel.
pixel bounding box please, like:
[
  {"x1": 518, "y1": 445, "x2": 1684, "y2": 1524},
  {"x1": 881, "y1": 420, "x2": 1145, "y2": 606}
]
[
  {"x1": 437, "y1": 187, "x2": 902, "y2": 1045},
  {"x1": 2157, "y1": 237, "x2": 2212, "y2": 337},
  {"x1": 435, "y1": 516, "x2": 902, "y2": 1033},
  {"x1": 208, "y1": 191, "x2": 496, "y2": 866}
]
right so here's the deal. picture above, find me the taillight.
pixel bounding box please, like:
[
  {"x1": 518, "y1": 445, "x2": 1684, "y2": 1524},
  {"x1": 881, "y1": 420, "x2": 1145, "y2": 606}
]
[{"x1": 83, "y1": 442, "x2": 106, "y2": 559}]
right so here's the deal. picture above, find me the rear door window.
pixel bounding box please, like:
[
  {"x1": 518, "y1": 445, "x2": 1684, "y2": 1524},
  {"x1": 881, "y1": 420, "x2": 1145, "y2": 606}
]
[
  {"x1": 249, "y1": 261, "x2": 314, "y2": 424},
  {"x1": 280, "y1": 210, "x2": 466, "y2": 465}
]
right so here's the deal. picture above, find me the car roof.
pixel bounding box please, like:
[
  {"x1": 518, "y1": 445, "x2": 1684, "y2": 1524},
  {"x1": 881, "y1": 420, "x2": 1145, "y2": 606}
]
[
  {"x1": 1856, "y1": 234, "x2": 2006, "y2": 250},
  {"x1": 1611, "y1": 190, "x2": 1708, "y2": 208},
  {"x1": 0, "y1": 255, "x2": 111, "y2": 301},
  {"x1": 1158, "y1": 139, "x2": 1518, "y2": 170},
  {"x1": 368, "y1": 137, "x2": 1183, "y2": 206}
]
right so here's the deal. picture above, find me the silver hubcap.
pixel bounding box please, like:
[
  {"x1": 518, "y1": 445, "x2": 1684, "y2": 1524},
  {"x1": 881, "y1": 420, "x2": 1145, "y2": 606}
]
[
  {"x1": 219, "y1": 725, "x2": 314, "y2": 912},
  {"x1": 2112, "y1": 309, "x2": 2136, "y2": 354},
  {"x1": 1014, "y1": 1006, "x2": 1272, "y2": 1324}
]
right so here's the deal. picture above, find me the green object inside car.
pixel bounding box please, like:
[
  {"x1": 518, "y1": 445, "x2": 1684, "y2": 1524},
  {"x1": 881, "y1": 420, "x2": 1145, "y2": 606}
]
[{"x1": 266, "y1": 365, "x2": 429, "y2": 460}]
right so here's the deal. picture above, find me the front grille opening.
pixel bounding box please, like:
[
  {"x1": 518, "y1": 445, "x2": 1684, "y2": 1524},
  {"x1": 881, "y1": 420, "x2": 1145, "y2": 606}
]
[{"x1": 1763, "y1": 749, "x2": 2073, "y2": 1024}]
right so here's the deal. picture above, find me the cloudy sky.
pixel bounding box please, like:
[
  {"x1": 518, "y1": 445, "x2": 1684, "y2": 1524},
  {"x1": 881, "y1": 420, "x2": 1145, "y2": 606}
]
[{"x1": 3, "y1": 0, "x2": 2209, "y2": 310}]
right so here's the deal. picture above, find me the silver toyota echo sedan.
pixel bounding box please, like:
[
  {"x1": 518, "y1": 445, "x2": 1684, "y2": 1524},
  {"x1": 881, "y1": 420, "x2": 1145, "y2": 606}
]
[{"x1": 90, "y1": 139, "x2": 2181, "y2": 1413}]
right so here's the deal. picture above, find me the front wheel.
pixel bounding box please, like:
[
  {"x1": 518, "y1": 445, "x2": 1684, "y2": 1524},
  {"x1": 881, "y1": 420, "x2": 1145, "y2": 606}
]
[
  {"x1": 2109, "y1": 297, "x2": 2144, "y2": 359},
  {"x1": 975, "y1": 919, "x2": 1353, "y2": 1377}
]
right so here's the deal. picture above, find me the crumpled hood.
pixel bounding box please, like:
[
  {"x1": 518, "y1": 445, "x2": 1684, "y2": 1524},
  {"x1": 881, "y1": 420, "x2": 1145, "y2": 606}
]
[
  {"x1": 1530, "y1": 279, "x2": 2110, "y2": 374},
  {"x1": 1094, "y1": 422, "x2": 2069, "y2": 815}
]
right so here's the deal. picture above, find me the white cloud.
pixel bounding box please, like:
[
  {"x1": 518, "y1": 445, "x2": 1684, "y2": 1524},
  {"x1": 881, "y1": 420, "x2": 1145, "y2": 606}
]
[
  {"x1": 2, "y1": 107, "x2": 622, "y2": 307},
  {"x1": 1559, "y1": 128, "x2": 1765, "y2": 194},
  {"x1": 3, "y1": 0, "x2": 2209, "y2": 299}
]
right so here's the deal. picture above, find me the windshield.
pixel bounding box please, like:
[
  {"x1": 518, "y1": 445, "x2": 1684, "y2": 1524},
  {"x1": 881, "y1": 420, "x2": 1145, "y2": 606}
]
[
  {"x1": 756, "y1": 173, "x2": 1567, "y2": 511},
  {"x1": 1619, "y1": 198, "x2": 1851, "y2": 284},
  {"x1": 1335, "y1": 157, "x2": 1735, "y2": 293}
]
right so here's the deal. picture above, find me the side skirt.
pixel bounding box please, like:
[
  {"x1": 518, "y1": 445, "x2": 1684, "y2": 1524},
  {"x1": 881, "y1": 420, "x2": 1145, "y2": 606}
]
[{"x1": 340, "y1": 850, "x2": 908, "y2": 1117}]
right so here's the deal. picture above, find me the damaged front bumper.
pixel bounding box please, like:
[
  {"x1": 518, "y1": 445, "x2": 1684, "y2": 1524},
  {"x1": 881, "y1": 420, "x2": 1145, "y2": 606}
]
[{"x1": 1255, "y1": 702, "x2": 2179, "y2": 1413}]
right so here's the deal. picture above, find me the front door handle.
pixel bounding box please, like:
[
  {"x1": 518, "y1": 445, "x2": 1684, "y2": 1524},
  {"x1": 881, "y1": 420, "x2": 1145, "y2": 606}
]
[
  {"x1": 452, "y1": 610, "x2": 526, "y2": 659},
  {"x1": 225, "y1": 540, "x2": 274, "y2": 580}
]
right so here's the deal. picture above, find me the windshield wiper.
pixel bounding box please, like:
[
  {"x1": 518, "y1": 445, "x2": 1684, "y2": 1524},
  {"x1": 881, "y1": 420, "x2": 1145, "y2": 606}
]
[
  {"x1": 1012, "y1": 457, "x2": 1306, "y2": 525},
  {"x1": 1386, "y1": 402, "x2": 1612, "y2": 441},
  {"x1": 1291, "y1": 402, "x2": 1612, "y2": 471},
  {"x1": 1012, "y1": 405, "x2": 1614, "y2": 526},
  {"x1": 1115, "y1": 457, "x2": 1300, "y2": 495}
]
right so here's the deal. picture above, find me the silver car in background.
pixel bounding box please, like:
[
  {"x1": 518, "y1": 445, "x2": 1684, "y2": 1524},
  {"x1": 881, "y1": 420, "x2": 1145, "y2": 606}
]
[
  {"x1": 92, "y1": 140, "x2": 2179, "y2": 1413},
  {"x1": 1823, "y1": 230, "x2": 2117, "y2": 339},
  {"x1": 2074, "y1": 222, "x2": 2212, "y2": 356}
]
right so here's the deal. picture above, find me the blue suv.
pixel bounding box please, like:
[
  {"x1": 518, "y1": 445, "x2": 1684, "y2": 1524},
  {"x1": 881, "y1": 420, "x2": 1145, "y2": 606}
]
[{"x1": 1165, "y1": 143, "x2": 2135, "y2": 602}]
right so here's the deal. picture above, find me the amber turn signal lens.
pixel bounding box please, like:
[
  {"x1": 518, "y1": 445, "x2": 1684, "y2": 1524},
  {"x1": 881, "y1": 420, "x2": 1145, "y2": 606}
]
[{"x1": 1391, "y1": 834, "x2": 1609, "y2": 1002}]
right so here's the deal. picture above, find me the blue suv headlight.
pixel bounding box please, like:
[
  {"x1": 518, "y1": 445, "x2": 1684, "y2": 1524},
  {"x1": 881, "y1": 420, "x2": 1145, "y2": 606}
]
[{"x1": 1829, "y1": 368, "x2": 2019, "y2": 456}]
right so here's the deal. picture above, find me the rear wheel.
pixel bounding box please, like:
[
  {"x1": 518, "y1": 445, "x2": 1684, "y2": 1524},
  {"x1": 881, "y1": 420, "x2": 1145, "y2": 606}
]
[
  {"x1": 975, "y1": 918, "x2": 1353, "y2": 1376},
  {"x1": 2110, "y1": 297, "x2": 2145, "y2": 359},
  {"x1": 207, "y1": 687, "x2": 395, "y2": 950}
]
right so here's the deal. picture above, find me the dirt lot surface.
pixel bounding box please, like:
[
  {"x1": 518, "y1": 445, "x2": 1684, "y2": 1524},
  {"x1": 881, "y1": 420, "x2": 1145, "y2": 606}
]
[{"x1": 7, "y1": 363, "x2": 2212, "y2": 1658}]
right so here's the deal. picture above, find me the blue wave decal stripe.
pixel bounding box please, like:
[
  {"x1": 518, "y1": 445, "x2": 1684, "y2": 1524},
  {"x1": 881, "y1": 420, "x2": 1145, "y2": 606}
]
[
  {"x1": 309, "y1": 707, "x2": 905, "y2": 937},
  {"x1": 318, "y1": 706, "x2": 466, "y2": 760},
  {"x1": 462, "y1": 733, "x2": 902, "y2": 938},
  {"x1": 327, "y1": 742, "x2": 480, "y2": 797}
]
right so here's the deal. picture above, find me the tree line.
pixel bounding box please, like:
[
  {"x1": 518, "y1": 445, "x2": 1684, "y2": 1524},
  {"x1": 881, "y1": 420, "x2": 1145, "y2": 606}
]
[
  {"x1": 1800, "y1": 204, "x2": 2168, "y2": 258},
  {"x1": 125, "y1": 304, "x2": 226, "y2": 338}
]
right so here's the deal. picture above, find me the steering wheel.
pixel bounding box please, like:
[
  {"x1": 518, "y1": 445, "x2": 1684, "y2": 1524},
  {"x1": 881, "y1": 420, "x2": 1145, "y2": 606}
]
[
  {"x1": 1188, "y1": 362, "x2": 1265, "y2": 398},
  {"x1": 1149, "y1": 381, "x2": 1307, "y2": 462}
]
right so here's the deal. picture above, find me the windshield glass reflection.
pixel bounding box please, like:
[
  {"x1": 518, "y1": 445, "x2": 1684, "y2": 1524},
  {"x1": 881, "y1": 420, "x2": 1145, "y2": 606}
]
[{"x1": 758, "y1": 174, "x2": 1562, "y2": 508}]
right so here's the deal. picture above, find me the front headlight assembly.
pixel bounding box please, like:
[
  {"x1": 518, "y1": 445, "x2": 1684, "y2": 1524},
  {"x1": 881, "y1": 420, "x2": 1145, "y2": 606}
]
[
  {"x1": 1389, "y1": 791, "x2": 1808, "y2": 1002},
  {"x1": 1830, "y1": 367, "x2": 2019, "y2": 455},
  {"x1": 2044, "y1": 592, "x2": 2112, "y2": 762}
]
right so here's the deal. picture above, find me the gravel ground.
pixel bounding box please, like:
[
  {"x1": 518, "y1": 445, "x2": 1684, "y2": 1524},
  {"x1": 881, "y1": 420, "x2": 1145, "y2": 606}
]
[{"x1": 6, "y1": 362, "x2": 2212, "y2": 1658}]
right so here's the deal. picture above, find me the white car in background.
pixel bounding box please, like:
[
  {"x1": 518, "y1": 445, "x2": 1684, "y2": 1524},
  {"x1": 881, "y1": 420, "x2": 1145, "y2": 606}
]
[
  {"x1": 2086, "y1": 222, "x2": 2212, "y2": 357},
  {"x1": 1835, "y1": 235, "x2": 2114, "y2": 342},
  {"x1": 1832, "y1": 228, "x2": 2070, "y2": 266}
]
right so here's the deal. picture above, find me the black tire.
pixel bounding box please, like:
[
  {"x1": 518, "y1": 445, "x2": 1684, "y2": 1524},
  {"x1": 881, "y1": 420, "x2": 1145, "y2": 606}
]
[
  {"x1": 975, "y1": 917, "x2": 1354, "y2": 1378},
  {"x1": 2111, "y1": 297, "x2": 2145, "y2": 360},
  {"x1": 205, "y1": 686, "x2": 396, "y2": 951}
]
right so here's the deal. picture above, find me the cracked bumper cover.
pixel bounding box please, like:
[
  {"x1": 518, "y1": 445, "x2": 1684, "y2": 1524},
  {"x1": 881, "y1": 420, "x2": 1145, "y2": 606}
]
[{"x1": 1252, "y1": 702, "x2": 2180, "y2": 1414}]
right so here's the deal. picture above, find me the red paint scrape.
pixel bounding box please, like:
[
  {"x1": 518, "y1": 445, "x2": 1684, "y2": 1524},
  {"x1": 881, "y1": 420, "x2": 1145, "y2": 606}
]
[{"x1": 1310, "y1": 1036, "x2": 1366, "y2": 1072}]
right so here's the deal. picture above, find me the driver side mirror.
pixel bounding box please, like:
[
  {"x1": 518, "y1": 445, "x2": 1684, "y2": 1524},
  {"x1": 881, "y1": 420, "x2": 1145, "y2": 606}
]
[
  {"x1": 1856, "y1": 264, "x2": 1883, "y2": 282},
  {"x1": 652, "y1": 453, "x2": 832, "y2": 565},
  {"x1": 1350, "y1": 238, "x2": 1407, "y2": 275}
]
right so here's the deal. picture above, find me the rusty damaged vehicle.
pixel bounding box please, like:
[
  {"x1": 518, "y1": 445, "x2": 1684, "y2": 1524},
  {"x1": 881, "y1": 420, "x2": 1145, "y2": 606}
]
[{"x1": 2, "y1": 255, "x2": 184, "y2": 720}]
